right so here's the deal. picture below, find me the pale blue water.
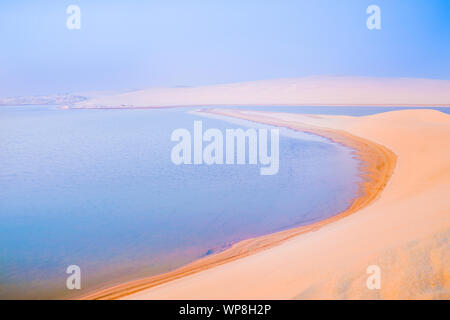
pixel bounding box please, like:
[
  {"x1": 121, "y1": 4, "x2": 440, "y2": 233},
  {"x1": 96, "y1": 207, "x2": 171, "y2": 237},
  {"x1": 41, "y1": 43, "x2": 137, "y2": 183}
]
[{"x1": 0, "y1": 105, "x2": 374, "y2": 299}]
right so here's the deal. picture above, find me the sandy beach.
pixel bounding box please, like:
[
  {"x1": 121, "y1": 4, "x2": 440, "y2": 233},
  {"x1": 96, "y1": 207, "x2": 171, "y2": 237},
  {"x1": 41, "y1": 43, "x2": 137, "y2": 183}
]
[{"x1": 82, "y1": 107, "x2": 449, "y2": 300}]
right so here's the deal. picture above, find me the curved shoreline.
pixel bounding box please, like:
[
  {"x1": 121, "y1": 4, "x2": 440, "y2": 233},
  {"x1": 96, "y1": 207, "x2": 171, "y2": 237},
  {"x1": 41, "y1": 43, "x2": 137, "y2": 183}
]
[{"x1": 80, "y1": 109, "x2": 396, "y2": 300}]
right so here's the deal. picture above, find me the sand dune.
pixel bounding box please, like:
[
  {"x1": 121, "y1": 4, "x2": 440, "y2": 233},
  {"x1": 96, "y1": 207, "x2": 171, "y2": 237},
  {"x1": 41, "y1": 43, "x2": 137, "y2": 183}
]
[
  {"x1": 118, "y1": 108, "x2": 450, "y2": 300},
  {"x1": 74, "y1": 76, "x2": 450, "y2": 108}
]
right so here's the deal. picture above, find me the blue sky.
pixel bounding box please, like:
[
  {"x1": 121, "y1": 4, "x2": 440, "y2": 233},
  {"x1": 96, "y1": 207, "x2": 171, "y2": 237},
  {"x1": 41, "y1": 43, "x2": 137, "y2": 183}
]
[{"x1": 0, "y1": 0, "x2": 449, "y2": 96}]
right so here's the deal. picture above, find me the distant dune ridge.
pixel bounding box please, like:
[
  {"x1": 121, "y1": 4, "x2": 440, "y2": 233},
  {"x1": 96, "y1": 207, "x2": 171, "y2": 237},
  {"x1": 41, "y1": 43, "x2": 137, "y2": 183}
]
[{"x1": 74, "y1": 76, "x2": 450, "y2": 108}]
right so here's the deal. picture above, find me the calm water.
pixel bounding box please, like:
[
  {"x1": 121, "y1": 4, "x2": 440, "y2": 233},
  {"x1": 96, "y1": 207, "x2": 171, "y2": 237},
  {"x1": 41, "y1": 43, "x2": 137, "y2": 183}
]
[{"x1": 0, "y1": 105, "x2": 409, "y2": 299}]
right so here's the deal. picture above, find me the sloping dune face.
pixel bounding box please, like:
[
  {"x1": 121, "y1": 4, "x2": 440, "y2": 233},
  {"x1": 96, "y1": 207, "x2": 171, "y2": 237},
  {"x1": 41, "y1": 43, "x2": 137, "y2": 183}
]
[
  {"x1": 75, "y1": 76, "x2": 450, "y2": 108},
  {"x1": 122, "y1": 109, "x2": 449, "y2": 300}
]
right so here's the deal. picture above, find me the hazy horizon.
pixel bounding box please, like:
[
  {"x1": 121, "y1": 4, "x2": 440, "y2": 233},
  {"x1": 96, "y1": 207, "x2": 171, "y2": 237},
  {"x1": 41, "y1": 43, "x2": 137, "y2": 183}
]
[{"x1": 1, "y1": 0, "x2": 449, "y2": 97}]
